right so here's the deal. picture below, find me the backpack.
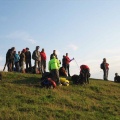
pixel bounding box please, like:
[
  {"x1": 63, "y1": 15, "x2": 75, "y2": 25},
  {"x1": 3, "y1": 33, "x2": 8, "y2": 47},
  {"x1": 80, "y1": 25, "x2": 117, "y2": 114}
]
[
  {"x1": 41, "y1": 78, "x2": 56, "y2": 88},
  {"x1": 32, "y1": 51, "x2": 36, "y2": 60},
  {"x1": 100, "y1": 63, "x2": 104, "y2": 69}
]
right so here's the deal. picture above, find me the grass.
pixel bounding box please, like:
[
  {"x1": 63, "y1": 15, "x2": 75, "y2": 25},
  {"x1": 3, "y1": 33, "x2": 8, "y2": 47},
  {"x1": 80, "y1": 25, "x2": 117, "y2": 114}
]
[{"x1": 0, "y1": 72, "x2": 120, "y2": 120}]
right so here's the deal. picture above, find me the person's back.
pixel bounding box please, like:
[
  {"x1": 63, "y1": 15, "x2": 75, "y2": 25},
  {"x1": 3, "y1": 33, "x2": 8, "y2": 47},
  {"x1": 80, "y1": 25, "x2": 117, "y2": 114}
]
[
  {"x1": 49, "y1": 57, "x2": 60, "y2": 71},
  {"x1": 48, "y1": 56, "x2": 61, "y2": 86},
  {"x1": 25, "y1": 49, "x2": 31, "y2": 60},
  {"x1": 40, "y1": 48, "x2": 46, "y2": 73},
  {"x1": 80, "y1": 64, "x2": 90, "y2": 84},
  {"x1": 102, "y1": 58, "x2": 109, "y2": 80}
]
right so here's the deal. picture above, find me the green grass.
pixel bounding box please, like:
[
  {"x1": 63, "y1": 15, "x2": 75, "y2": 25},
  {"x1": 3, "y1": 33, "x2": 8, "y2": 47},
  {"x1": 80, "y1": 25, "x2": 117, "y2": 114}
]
[{"x1": 0, "y1": 72, "x2": 120, "y2": 120}]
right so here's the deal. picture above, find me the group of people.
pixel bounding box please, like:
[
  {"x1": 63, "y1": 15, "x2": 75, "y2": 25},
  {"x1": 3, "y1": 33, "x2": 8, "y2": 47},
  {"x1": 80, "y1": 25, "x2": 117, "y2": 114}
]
[
  {"x1": 4, "y1": 46, "x2": 47, "y2": 74},
  {"x1": 4, "y1": 46, "x2": 119, "y2": 86},
  {"x1": 4, "y1": 46, "x2": 75, "y2": 86}
]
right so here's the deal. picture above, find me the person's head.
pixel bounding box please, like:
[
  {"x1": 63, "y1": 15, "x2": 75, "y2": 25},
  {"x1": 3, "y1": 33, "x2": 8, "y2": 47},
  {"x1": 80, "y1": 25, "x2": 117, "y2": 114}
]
[
  {"x1": 22, "y1": 49, "x2": 26, "y2": 53},
  {"x1": 11, "y1": 47, "x2": 15, "y2": 51},
  {"x1": 36, "y1": 46, "x2": 40, "y2": 51},
  {"x1": 103, "y1": 58, "x2": 106, "y2": 62},
  {"x1": 18, "y1": 51, "x2": 21, "y2": 55},
  {"x1": 26, "y1": 47, "x2": 29, "y2": 51},
  {"x1": 14, "y1": 51, "x2": 16, "y2": 54},
  {"x1": 63, "y1": 55, "x2": 65, "y2": 58},
  {"x1": 42, "y1": 48, "x2": 44, "y2": 52},
  {"x1": 66, "y1": 53, "x2": 68, "y2": 56},
  {"x1": 115, "y1": 73, "x2": 118, "y2": 76}
]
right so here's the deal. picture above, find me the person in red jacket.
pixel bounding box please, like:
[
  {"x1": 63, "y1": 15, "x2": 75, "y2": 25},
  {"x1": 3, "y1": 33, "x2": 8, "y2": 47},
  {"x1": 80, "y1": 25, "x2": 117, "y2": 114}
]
[
  {"x1": 40, "y1": 48, "x2": 47, "y2": 74},
  {"x1": 80, "y1": 64, "x2": 90, "y2": 84},
  {"x1": 64, "y1": 53, "x2": 74, "y2": 77}
]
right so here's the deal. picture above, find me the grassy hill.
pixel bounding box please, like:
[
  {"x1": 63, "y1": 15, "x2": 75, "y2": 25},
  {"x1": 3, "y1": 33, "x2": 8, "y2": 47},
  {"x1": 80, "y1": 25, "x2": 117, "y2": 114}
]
[{"x1": 0, "y1": 72, "x2": 120, "y2": 120}]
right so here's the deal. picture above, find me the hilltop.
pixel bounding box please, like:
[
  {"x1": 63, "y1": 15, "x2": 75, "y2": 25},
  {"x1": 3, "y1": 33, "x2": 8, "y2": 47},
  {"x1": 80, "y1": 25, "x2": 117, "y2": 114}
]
[{"x1": 0, "y1": 72, "x2": 120, "y2": 120}]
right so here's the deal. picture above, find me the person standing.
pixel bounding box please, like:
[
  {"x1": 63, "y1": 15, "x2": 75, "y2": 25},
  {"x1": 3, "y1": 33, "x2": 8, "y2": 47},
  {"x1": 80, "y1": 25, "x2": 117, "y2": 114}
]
[
  {"x1": 5, "y1": 47, "x2": 15, "y2": 72},
  {"x1": 14, "y1": 51, "x2": 20, "y2": 72},
  {"x1": 64, "y1": 53, "x2": 74, "y2": 77},
  {"x1": 20, "y1": 49, "x2": 26, "y2": 73},
  {"x1": 25, "y1": 47, "x2": 31, "y2": 73},
  {"x1": 101, "y1": 58, "x2": 109, "y2": 80},
  {"x1": 62, "y1": 55, "x2": 66, "y2": 69},
  {"x1": 40, "y1": 48, "x2": 47, "y2": 74},
  {"x1": 48, "y1": 56, "x2": 62, "y2": 86},
  {"x1": 50, "y1": 50, "x2": 58, "y2": 60},
  {"x1": 32, "y1": 46, "x2": 41, "y2": 74}
]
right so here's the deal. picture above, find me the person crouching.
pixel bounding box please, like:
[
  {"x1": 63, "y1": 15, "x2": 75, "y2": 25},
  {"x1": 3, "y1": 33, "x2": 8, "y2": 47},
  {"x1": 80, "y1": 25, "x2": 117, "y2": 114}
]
[{"x1": 80, "y1": 64, "x2": 90, "y2": 84}]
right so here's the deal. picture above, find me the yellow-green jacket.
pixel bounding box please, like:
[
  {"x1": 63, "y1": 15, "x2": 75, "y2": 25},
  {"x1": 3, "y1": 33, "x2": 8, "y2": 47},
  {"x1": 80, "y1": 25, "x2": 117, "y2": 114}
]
[{"x1": 48, "y1": 58, "x2": 60, "y2": 71}]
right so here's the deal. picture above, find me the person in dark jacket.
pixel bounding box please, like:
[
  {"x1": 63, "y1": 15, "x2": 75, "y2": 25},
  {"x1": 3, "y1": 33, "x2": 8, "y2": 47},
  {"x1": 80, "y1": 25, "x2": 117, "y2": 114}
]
[
  {"x1": 25, "y1": 47, "x2": 31, "y2": 73},
  {"x1": 62, "y1": 55, "x2": 66, "y2": 69},
  {"x1": 101, "y1": 58, "x2": 109, "y2": 80},
  {"x1": 50, "y1": 50, "x2": 58, "y2": 60},
  {"x1": 6, "y1": 47, "x2": 15, "y2": 72},
  {"x1": 114, "y1": 73, "x2": 120, "y2": 83}
]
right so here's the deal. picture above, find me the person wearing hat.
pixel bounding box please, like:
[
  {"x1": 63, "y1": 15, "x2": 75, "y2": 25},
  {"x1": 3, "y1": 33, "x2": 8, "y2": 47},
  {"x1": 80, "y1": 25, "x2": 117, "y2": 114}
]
[
  {"x1": 48, "y1": 55, "x2": 62, "y2": 86},
  {"x1": 25, "y1": 47, "x2": 31, "y2": 73},
  {"x1": 32, "y1": 46, "x2": 41, "y2": 73}
]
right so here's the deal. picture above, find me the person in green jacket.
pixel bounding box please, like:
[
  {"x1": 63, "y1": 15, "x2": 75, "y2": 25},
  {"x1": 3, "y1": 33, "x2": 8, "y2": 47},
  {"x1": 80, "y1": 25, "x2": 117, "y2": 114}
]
[{"x1": 48, "y1": 56, "x2": 62, "y2": 86}]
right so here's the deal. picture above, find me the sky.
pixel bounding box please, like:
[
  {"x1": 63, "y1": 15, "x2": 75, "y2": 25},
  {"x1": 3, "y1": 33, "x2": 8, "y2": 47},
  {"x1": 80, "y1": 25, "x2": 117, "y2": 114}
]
[{"x1": 0, "y1": 0, "x2": 120, "y2": 81}]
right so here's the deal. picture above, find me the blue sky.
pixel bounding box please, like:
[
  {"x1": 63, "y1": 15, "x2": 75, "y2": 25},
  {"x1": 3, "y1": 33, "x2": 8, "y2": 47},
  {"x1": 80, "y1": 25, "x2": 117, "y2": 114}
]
[{"x1": 0, "y1": 0, "x2": 120, "y2": 80}]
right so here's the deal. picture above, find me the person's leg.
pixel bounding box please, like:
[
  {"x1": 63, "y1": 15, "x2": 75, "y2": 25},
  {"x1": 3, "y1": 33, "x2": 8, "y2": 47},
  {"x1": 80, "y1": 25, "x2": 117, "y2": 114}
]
[
  {"x1": 68, "y1": 64, "x2": 70, "y2": 77},
  {"x1": 44, "y1": 60, "x2": 46, "y2": 73},
  {"x1": 106, "y1": 69, "x2": 109, "y2": 80},
  {"x1": 41, "y1": 60, "x2": 44, "y2": 74},
  {"x1": 35, "y1": 60, "x2": 38, "y2": 73},
  {"x1": 26, "y1": 60, "x2": 28, "y2": 73},
  {"x1": 55, "y1": 69, "x2": 61, "y2": 85}
]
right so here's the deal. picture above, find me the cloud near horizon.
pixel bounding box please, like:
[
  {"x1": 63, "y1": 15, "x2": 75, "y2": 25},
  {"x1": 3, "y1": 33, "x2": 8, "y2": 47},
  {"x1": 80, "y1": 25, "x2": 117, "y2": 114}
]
[
  {"x1": 6, "y1": 31, "x2": 37, "y2": 45},
  {"x1": 67, "y1": 44, "x2": 78, "y2": 51}
]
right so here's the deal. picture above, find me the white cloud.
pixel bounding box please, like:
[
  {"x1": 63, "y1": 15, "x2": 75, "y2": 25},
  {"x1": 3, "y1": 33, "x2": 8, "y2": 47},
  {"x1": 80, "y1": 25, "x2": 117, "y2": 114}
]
[
  {"x1": 68, "y1": 44, "x2": 78, "y2": 51},
  {"x1": 27, "y1": 38, "x2": 37, "y2": 44},
  {"x1": 6, "y1": 31, "x2": 37, "y2": 45}
]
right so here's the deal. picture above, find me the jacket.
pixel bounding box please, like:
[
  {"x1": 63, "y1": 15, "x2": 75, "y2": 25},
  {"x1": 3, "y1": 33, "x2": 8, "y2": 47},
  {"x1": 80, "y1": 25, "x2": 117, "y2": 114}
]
[
  {"x1": 40, "y1": 51, "x2": 46, "y2": 61},
  {"x1": 65, "y1": 56, "x2": 71, "y2": 65},
  {"x1": 48, "y1": 58, "x2": 60, "y2": 71},
  {"x1": 14, "y1": 54, "x2": 20, "y2": 62},
  {"x1": 32, "y1": 50, "x2": 41, "y2": 61}
]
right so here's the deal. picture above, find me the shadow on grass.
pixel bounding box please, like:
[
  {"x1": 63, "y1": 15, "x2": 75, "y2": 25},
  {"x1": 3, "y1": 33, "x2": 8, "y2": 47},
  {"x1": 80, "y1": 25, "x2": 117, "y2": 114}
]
[{"x1": 11, "y1": 77, "x2": 42, "y2": 88}]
